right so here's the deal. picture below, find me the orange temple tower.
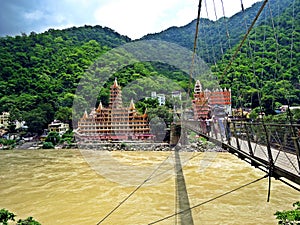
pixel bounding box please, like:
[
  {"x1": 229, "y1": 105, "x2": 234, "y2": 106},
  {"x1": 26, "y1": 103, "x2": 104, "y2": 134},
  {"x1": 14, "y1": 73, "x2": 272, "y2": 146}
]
[
  {"x1": 76, "y1": 78, "x2": 152, "y2": 141},
  {"x1": 192, "y1": 80, "x2": 231, "y2": 119}
]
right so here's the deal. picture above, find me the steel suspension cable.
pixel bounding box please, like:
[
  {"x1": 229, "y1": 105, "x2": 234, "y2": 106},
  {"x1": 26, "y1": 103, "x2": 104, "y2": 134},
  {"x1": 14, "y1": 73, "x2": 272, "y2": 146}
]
[
  {"x1": 267, "y1": 2, "x2": 280, "y2": 79},
  {"x1": 188, "y1": 0, "x2": 203, "y2": 98},
  {"x1": 204, "y1": 0, "x2": 218, "y2": 67},
  {"x1": 148, "y1": 174, "x2": 268, "y2": 224},
  {"x1": 198, "y1": 9, "x2": 210, "y2": 64},
  {"x1": 289, "y1": 0, "x2": 295, "y2": 71},
  {"x1": 96, "y1": 149, "x2": 205, "y2": 225},
  {"x1": 241, "y1": 1, "x2": 258, "y2": 109},
  {"x1": 220, "y1": 0, "x2": 232, "y2": 50},
  {"x1": 220, "y1": 0, "x2": 269, "y2": 81},
  {"x1": 95, "y1": 153, "x2": 173, "y2": 225},
  {"x1": 255, "y1": 6, "x2": 275, "y2": 201},
  {"x1": 212, "y1": 0, "x2": 224, "y2": 55}
]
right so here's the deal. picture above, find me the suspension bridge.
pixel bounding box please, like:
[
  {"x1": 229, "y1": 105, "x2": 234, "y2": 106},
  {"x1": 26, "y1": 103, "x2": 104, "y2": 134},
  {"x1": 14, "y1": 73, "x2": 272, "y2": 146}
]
[
  {"x1": 183, "y1": 119, "x2": 300, "y2": 187},
  {"x1": 96, "y1": 0, "x2": 300, "y2": 224}
]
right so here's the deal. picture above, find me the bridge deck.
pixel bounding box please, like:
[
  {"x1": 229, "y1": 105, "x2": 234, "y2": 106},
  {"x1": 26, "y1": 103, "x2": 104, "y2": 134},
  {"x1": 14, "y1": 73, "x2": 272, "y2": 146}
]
[{"x1": 184, "y1": 121, "x2": 300, "y2": 186}]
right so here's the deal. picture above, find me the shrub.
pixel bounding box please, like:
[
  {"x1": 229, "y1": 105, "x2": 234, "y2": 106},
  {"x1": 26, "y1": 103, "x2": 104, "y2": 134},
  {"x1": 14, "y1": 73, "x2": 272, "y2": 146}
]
[
  {"x1": 274, "y1": 201, "x2": 300, "y2": 224},
  {"x1": 42, "y1": 141, "x2": 54, "y2": 149}
]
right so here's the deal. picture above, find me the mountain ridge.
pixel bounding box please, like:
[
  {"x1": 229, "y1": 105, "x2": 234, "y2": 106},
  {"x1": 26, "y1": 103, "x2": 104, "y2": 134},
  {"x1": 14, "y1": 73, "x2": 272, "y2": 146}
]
[{"x1": 0, "y1": 0, "x2": 298, "y2": 133}]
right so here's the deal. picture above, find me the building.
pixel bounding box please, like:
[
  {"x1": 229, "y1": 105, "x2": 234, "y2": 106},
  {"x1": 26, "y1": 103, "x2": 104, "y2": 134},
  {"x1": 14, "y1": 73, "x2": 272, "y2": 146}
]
[
  {"x1": 0, "y1": 112, "x2": 26, "y2": 131},
  {"x1": 76, "y1": 78, "x2": 152, "y2": 141},
  {"x1": 171, "y1": 91, "x2": 182, "y2": 100},
  {"x1": 48, "y1": 120, "x2": 69, "y2": 135},
  {"x1": 192, "y1": 80, "x2": 231, "y2": 119},
  {"x1": 0, "y1": 112, "x2": 9, "y2": 129},
  {"x1": 150, "y1": 92, "x2": 165, "y2": 106}
]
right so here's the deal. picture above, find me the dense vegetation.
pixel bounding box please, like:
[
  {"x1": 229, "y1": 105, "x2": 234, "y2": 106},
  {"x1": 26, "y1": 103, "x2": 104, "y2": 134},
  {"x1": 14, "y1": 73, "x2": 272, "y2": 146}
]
[
  {"x1": 0, "y1": 25, "x2": 130, "y2": 133},
  {"x1": 0, "y1": 0, "x2": 299, "y2": 134},
  {"x1": 141, "y1": 0, "x2": 293, "y2": 64},
  {"x1": 214, "y1": 0, "x2": 300, "y2": 114},
  {"x1": 274, "y1": 201, "x2": 300, "y2": 224},
  {"x1": 0, "y1": 208, "x2": 40, "y2": 225}
]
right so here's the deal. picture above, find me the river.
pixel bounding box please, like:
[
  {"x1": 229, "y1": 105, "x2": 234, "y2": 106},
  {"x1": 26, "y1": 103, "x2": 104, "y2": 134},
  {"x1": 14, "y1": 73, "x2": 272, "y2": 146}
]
[{"x1": 0, "y1": 149, "x2": 298, "y2": 224}]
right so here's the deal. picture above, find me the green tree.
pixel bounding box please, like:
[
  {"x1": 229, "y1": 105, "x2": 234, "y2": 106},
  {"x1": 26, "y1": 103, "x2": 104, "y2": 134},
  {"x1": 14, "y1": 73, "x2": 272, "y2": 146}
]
[
  {"x1": 45, "y1": 132, "x2": 61, "y2": 146},
  {"x1": 55, "y1": 107, "x2": 72, "y2": 124},
  {"x1": 0, "y1": 208, "x2": 15, "y2": 225},
  {"x1": 17, "y1": 217, "x2": 41, "y2": 225},
  {"x1": 274, "y1": 201, "x2": 300, "y2": 224},
  {"x1": 42, "y1": 141, "x2": 54, "y2": 149},
  {"x1": 0, "y1": 209, "x2": 40, "y2": 225}
]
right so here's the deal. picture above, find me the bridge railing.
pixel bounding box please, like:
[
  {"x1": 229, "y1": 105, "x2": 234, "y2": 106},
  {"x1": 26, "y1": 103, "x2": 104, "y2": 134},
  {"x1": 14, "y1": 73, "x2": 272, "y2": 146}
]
[
  {"x1": 183, "y1": 120, "x2": 300, "y2": 176},
  {"x1": 231, "y1": 122, "x2": 299, "y2": 154}
]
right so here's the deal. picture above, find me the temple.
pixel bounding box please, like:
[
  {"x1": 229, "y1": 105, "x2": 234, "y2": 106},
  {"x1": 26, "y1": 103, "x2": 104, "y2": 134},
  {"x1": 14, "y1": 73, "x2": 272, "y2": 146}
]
[
  {"x1": 76, "y1": 78, "x2": 152, "y2": 141},
  {"x1": 192, "y1": 80, "x2": 231, "y2": 119}
]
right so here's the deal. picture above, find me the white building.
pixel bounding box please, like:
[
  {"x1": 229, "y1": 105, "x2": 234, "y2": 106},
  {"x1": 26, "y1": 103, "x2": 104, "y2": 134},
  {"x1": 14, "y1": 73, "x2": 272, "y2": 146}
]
[
  {"x1": 171, "y1": 91, "x2": 182, "y2": 101},
  {"x1": 0, "y1": 112, "x2": 9, "y2": 129},
  {"x1": 150, "y1": 92, "x2": 165, "y2": 106},
  {"x1": 48, "y1": 120, "x2": 69, "y2": 135}
]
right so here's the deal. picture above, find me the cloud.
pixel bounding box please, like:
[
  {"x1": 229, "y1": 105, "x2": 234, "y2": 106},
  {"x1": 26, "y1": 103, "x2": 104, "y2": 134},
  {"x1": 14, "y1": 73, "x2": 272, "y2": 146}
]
[
  {"x1": 23, "y1": 10, "x2": 44, "y2": 21},
  {"x1": 94, "y1": 0, "x2": 197, "y2": 39},
  {"x1": 0, "y1": 0, "x2": 261, "y2": 38}
]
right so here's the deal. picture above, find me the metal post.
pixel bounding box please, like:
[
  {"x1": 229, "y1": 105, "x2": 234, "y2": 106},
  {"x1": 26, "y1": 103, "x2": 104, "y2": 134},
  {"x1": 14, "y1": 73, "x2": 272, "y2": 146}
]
[
  {"x1": 290, "y1": 124, "x2": 300, "y2": 174},
  {"x1": 262, "y1": 123, "x2": 274, "y2": 202},
  {"x1": 262, "y1": 123, "x2": 274, "y2": 165},
  {"x1": 232, "y1": 122, "x2": 241, "y2": 150},
  {"x1": 245, "y1": 123, "x2": 254, "y2": 157}
]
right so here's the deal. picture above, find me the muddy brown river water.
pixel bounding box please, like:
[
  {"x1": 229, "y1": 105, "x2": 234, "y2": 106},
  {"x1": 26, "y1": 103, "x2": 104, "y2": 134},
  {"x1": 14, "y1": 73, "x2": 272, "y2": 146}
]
[{"x1": 0, "y1": 149, "x2": 299, "y2": 224}]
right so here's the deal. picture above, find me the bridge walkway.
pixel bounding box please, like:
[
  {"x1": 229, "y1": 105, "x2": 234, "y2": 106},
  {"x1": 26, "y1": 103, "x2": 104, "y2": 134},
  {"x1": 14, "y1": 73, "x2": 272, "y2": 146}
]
[{"x1": 183, "y1": 120, "x2": 300, "y2": 186}]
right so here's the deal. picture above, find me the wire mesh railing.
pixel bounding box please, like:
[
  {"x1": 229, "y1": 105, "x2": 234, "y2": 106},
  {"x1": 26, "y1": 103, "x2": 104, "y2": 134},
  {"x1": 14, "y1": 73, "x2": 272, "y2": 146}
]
[{"x1": 183, "y1": 120, "x2": 300, "y2": 177}]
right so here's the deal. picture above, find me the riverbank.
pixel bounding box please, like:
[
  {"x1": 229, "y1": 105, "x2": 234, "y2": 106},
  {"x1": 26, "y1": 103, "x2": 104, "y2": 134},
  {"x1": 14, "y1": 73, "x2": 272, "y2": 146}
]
[
  {"x1": 3, "y1": 138, "x2": 226, "y2": 152},
  {"x1": 71, "y1": 140, "x2": 225, "y2": 152}
]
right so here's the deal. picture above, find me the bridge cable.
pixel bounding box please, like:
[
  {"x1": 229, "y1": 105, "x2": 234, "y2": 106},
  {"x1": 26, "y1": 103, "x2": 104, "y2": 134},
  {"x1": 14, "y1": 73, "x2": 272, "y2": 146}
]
[
  {"x1": 256, "y1": 14, "x2": 274, "y2": 203},
  {"x1": 220, "y1": 0, "x2": 232, "y2": 51},
  {"x1": 188, "y1": 0, "x2": 203, "y2": 99},
  {"x1": 95, "y1": 149, "x2": 205, "y2": 225},
  {"x1": 95, "y1": 153, "x2": 173, "y2": 225},
  {"x1": 242, "y1": 0, "x2": 258, "y2": 112},
  {"x1": 219, "y1": 0, "x2": 269, "y2": 81},
  {"x1": 262, "y1": 0, "x2": 299, "y2": 200},
  {"x1": 212, "y1": 0, "x2": 224, "y2": 55},
  {"x1": 198, "y1": 1, "x2": 213, "y2": 65},
  {"x1": 148, "y1": 175, "x2": 268, "y2": 224},
  {"x1": 256, "y1": 1, "x2": 275, "y2": 202},
  {"x1": 286, "y1": 0, "x2": 300, "y2": 174},
  {"x1": 203, "y1": 0, "x2": 218, "y2": 67}
]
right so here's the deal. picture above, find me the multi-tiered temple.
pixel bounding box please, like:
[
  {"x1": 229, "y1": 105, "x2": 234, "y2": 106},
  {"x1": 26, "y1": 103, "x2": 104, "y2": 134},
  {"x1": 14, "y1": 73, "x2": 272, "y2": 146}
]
[
  {"x1": 192, "y1": 80, "x2": 231, "y2": 119},
  {"x1": 76, "y1": 79, "x2": 152, "y2": 141}
]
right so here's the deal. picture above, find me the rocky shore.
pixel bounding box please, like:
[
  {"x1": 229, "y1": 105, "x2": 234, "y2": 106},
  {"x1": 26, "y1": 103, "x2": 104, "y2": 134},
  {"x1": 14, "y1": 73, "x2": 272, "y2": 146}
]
[{"x1": 77, "y1": 140, "x2": 225, "y2": 152}]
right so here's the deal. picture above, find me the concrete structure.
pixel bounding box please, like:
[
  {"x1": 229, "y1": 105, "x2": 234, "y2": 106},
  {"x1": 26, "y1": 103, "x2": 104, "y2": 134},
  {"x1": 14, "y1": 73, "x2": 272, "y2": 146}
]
[
  {"x1": 48, "y1": 120, "x2": 69, "y2": 135},
  {"x1": 151, "y1": 91, "x2": 165, "y2": 106},
  {"x1": 0, "y1": 112, "x2": 9, "y2": 129},
  {"x1": 0, "y1": 112, "x2": 26, "y2": 131}
]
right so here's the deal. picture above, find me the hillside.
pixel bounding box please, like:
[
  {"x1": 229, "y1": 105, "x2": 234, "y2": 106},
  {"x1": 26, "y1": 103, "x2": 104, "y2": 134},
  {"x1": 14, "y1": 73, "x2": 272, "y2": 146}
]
[
  {"x1": 141, "y1": 0, "x2": 293, "y2": 64},
  {"x1": 142, "y1": 0, "x2": 299, "y2": 114},
  {"x1": 0, "y1": 25, "x2": 190, "y2": 133},
  {"x1": 0, "y1": 0, "x2": 299, "y2": 134},
  {"x1": 0, "y1": 25, "x2": 131, "y2": 133},
  {"x1": 215, "y1": 0, "x2": 300, "y2": 113}
]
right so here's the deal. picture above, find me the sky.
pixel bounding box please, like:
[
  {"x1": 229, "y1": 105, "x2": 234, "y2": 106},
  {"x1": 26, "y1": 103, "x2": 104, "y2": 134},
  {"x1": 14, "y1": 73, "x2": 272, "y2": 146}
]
[{"x1": 0, "y1": 0, "x2": 262, "y2": 40}]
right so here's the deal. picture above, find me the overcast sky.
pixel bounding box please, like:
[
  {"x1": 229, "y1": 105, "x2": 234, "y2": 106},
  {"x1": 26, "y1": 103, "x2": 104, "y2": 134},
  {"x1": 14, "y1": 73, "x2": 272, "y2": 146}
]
[{"x1": 0, "y1": 0, "x2": 261, "y2": 40}]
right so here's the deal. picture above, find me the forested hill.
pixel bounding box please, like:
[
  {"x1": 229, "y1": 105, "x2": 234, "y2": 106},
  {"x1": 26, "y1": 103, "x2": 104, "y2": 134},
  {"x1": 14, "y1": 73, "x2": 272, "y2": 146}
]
[
  {"x1": 0, "y1": 25, "x2": 131, "y2": 133},
  {"x1": 141, "y1": 0, "x2": 293, "y2": 64},
  {"x1": 214, "y1": 0, "x2": 300, "y2": 114},
  {"x1": 0, "y1": 0, "x2": 299, "y2": 134}
]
